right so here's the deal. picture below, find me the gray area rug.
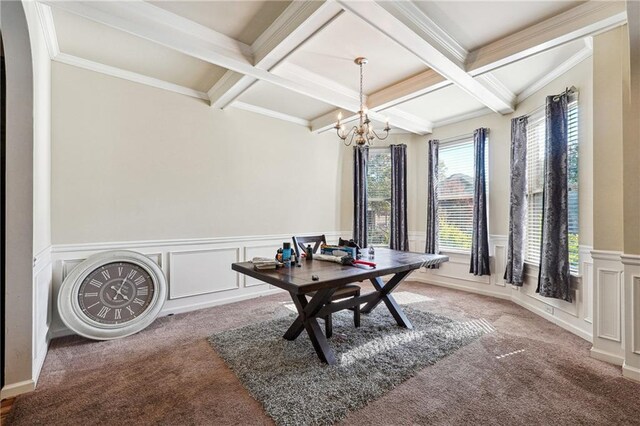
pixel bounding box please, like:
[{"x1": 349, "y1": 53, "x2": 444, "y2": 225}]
[{"x1": 208, "y1": 305, "x2": 490, "y2": 426}]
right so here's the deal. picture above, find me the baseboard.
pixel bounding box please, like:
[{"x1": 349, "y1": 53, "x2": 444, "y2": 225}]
[
  {"x1": 411, "y1": 276, "x2": 511, "y2": 300},
  {"x1": 161, "y1": 288, "x2": 285, "y2": 316},
  {"x1": 48, "y1": 288, "x2": 287, "y2": 339},
  {"x1": 510, "y1": 296, "x2": 592, "y2": 342},
  {"x1": 623, "y1": 362, "x2": 640, "y2": 382},
  {"x1": 590, "y1": 347, "x2": 625, "y2": 366},
  {"x1": 0, "y1": 380, "x2": 35, "y2": 399}
]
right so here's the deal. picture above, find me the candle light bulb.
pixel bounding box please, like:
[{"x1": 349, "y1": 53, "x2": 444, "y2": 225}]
[{"x1": 338, "y1": 112, "x2": 342, "y2": 120}]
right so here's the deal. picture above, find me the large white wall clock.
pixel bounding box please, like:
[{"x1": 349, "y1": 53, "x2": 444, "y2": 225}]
[{"x1": 58, "y1": 250, "x2": 167, "y2": 340}]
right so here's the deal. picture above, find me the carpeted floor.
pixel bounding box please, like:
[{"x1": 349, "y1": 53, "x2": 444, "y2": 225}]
[
  {"x1": 209, "y1": 306, "x2": 488, "y2": 425},
  {"x1": 6, "y1": 282, "x2": 640, "y2": 425}
]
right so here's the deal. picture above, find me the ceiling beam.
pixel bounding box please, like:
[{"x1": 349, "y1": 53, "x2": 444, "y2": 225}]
[
  {"x1": 338, "y1": 0, "x2": 515, "y2": 114},
  {"x1": 42, "y1": 0, "x2": 362, "y2": 111},
  {"x1": 310, "y1": 68, "x2": 447, "y2": 133},
  {"x1": 209, "y1": 1, "x2": 344, "y2": 109},
  {"x1": 466, "y1": 0, "x2": 627, "y2": 76}
]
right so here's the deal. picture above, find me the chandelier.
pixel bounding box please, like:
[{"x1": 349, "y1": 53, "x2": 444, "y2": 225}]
[{"x1": 335, "y1": 57, "x2": 390, "y2": 146}]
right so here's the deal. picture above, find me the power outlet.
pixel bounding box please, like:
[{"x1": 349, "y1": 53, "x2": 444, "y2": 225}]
[{"x1": 543, "y1": 304, "x2": 554, "y2": 315}]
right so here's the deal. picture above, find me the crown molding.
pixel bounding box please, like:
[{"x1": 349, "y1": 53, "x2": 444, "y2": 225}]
[
  {"x1": 207, "y1": 1, "x2": 343, "y2": 110},
  {"x1": 432, "y1": 108, "x2": 493, "y2": 129},
  {"x1": 337, "y1": 0, "x2": 514, "y2": 115},
  {"x1": 34, "y1": 2, "x2": 59, "y2": 59},
  {"x1": 311, "y1": 69, "x2": 450, "y2": 133},
  {"x1": 374, "y1": 108, "x2": 433, "y2": 135},
  {"x1": 54, "y1": 53, "x2": 210, "y2": 101},
  {"x1": 475, "y1": 74, "x2": 516, "y2": 106},
  {"x1": 42, "y1": 0, "x2": 360, "y2": 112},
  {"x1": 368, "y1": 69, "x2": 450, "y2": 111},
  {"x1": 516, "y1": 46, "x2": 592, "y2": 104},
  {"x1": 208, "y1": 71, "x2": 254, "y2": 109},
  {"x1": 251, "y1": 1, "x2": 343, "y2": 69},
  {"x1": 231, "y1": 101, "x2": 310, "y2": 128},
  {"x1": 379, "y1": 1, "x2": 467, "y2": 65},
  {"x1": 467, "y1": 0, "x2": 626, "y2": 75},
  {"x1": 274, "y1": 62, "x2": 361, "y2": 103}
]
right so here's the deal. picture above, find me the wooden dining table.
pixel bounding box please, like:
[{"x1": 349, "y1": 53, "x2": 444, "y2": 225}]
[{"x1": 232, "y1": 248, "x2": 449, "y2": 365}]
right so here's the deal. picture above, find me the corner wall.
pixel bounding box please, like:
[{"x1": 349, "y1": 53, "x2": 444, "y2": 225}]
[{"x1": 1, "y1": 0, "x2": 53, "y2": 399}]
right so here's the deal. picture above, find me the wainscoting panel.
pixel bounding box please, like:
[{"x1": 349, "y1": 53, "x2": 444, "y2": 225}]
[
  {"x1": 168, "y1": 248, "x2": 240, "y2": 299},
  {"x1": 590, "y1": 250, "x2": 624, "y2": 365},
  {"x1": 596, "y1": 268, "x2": 622, "y2": 342},
  {"x1": 244, "y1": 244, "x2": 282, "y2": 287},
  {"x1": 48, "y1": 232, "x2": 346, "y2": 339},
  {"x1": 621, "y1": 255, "x2": 640, "y2": 381}
]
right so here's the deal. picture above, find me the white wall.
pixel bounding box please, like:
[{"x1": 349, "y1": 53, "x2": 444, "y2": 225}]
[
  {"x1": 47, "y1": 62, "x2": 351, "y2": 338},
  {"x1": 52, "y1": 62, "x2": 346, "y2": 243},
  {"x1": 1, "y1": 0, "x2": 53, "y2": 399}
]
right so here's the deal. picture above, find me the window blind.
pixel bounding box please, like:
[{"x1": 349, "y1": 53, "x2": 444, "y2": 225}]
[
  {"x1": 366, "y1": 149, "x2": 391, "y2": 245},
  {"x1": 525, "y1": 98, "x2": 579, "y2": 272},
  {"x1": 437, "y1": 139, "x2": 476, "y2": 251}
]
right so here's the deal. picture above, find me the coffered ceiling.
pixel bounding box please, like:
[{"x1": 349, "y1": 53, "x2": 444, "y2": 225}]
[{"x1": 37, "y1": 0, "x2": 628, "y2": 134}]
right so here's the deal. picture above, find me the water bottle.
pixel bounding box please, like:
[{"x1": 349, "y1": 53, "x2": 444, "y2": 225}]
[
  {"x1": 282, "y1": 242, "x2": 292, "y2": 266},
  {"x1": 368, "y1": 245, "x2": 375, "y2": 259}
]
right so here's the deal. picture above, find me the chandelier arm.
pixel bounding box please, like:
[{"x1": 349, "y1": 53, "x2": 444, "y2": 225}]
[{"x1": 370, "y1": 128, "x2": 390, "y2": 141}]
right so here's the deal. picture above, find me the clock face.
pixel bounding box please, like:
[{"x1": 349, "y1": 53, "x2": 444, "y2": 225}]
[{"x1": 77, "y1": 261, "x2": 155, "y2": 325}]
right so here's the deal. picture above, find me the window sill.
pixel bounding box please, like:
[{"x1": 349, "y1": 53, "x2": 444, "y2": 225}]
[
  {"x1": 524, "y1": 261, "x2": 582, "y2": 289},
  {"x1": 438, "y1": 249, "x2": 470, "y2": 256}
]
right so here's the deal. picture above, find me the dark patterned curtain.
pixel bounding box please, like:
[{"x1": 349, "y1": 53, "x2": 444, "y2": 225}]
[
  {"x1": 504, "y1": 117, "x2": 528, "y2": 286},
  {"x1": 537, "y1": 93, "x2": 571, "y2": 302},
  {"x1": 390, "y1": 144, "x2": 408, "y2": 251},
  {"x1": 470, "y1": 128, "x2": 490, "y2": 276},
  {"x1": 425, "y1": 140, "x2": 439, "y2": 263},
  {"x1": 353, "y1": 145, "x2": 369, "y2": 248}
]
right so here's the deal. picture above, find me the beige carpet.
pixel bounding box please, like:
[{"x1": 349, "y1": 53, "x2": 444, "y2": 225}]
[{"x1": 7, "y1": 282, "x2": 640, "y2": 425}]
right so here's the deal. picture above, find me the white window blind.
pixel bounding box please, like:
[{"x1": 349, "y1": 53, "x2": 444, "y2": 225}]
[
  {"x1": 525, "y1": 98, "x2": 579, "y2": 272},
  {"x1": 437, "y1": 138, "x2": 476, "y2": 251},
  {"x1": 366, "y1": 149, "x2": 391, "y2": 245}
]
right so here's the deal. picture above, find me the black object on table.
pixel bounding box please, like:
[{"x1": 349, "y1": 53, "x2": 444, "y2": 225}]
[{"x1": 232, "y1": 248, "x2": 448, "y2": 365}]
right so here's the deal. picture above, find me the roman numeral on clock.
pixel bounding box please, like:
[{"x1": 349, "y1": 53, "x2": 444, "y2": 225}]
[
  {"x1": 114, "y1": 309, "x2": 122, "y2": 320},
  {"x1": 126, "y1": 306, "x2": 135, "y2": 316},
  {"x1": 118, "y1": 267, "x2": 123, "y2": 276},
  {"x1": 127, "y1": 270, "x2": 137, "y2": 280},
  {"x1": 97, "y1": 306, "x2": 111, "y2": 318},
  {"x1": 134, "y1": 276, "x2": 145, "y2": 285},
  {"x1": 133, "y1": 298, "x2": 145, "y2": 306},
  {"x1": 89, "y1": 279, "x2": 103, "y2": 288},
  {"x1": 84, "y1": 292, "x2": 98, "y2": 297},
  {"x1": 137, "y1": 287, "x2": 148, "y2": 296},
  {"x1": 101, "y1": 270, "x2": 111, "y2": 280}
]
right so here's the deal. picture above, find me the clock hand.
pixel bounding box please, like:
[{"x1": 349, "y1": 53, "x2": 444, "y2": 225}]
[{"x1": 110, "y1": 285, "x2": 122, "y2": 300}]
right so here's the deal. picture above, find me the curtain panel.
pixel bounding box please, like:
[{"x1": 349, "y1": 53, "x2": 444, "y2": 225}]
[
  {"x1": 390, "y1": 144, "x2": 409, "y2": 251},
  {"x1": 537, "y1": 93, "x2": 572, "y2": 302},
  {"x1": 470, "y1": 128, "x2": 491, "y2": 276},
  {"x1": 353, "y1": 145, "x2": 369, "y2": 248},
  {"x1": 504, "y1": 117, "x2": 528, "y2": 286},
  {"x1": 425, "y1": 140, "x2": 439, "y2": 261}
]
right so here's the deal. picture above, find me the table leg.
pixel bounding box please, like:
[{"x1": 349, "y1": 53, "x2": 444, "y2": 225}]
[
  {"x1": 283, "y1": 288, "x2": 338, "y2": 365},
  {"x1": 361, "y1": 270, "x2": 413, "y2": 329}
]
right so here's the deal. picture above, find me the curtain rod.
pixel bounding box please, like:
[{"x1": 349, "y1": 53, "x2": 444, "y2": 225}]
[{"x1": 521, "y1": 86, "x2": 578, "y2": 119}]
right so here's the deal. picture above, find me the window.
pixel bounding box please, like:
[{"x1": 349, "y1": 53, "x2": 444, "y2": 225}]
[
  {"x1": 525, "y1": 98, "x2": 579, "y2": 272},
  {"x1": 437, "y1": 137, "x2": 477, "y2": 251},
  {"x1": 366, "y1": 149, "x2": 391, "y2": 245}
]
